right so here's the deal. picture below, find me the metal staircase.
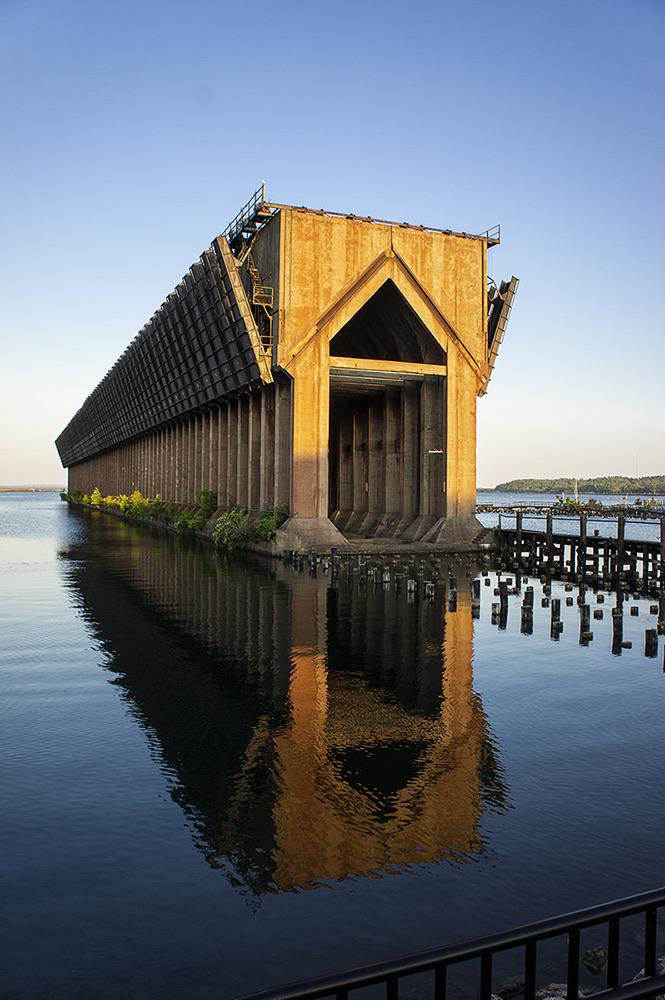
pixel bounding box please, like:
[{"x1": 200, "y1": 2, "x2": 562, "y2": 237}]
[
  {"x1": 221, "y1": 183, "x2": 276, "y2": 356},
  {"x1": 222, "y1": 182, "x2": 275, "y2": 257},
  {"x1": 243, "y1": 249, "x2": 273, "y2": 354}
]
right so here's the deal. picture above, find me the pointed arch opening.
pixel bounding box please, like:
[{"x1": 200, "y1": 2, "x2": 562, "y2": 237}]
[{"x1": 329, "y1": 279, "x2": 446, "y2": 365}]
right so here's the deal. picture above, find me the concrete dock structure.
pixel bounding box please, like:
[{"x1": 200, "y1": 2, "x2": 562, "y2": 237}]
[{"x1": 56, "y1": 185, "x2": 517, "y2": 550}]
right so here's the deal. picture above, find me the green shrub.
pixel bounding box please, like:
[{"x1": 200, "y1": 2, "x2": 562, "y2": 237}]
[
  {"x1": 254, "y1": 505, "x2": 289, "y2": 542},
  {"x1": 174, "y1": 511, "x2": 208, "y2": 535},
  {"x1": 197, "y1": 489, "x2": 218, "y2": 519},
  {"x1": 212, "y1": 507, "x2": 250, "y2": 552}
]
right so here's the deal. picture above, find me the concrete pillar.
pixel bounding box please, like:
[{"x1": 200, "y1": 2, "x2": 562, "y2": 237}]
[
  {"x1": 420, "y1": 378, "x2": 444, "y2": 518},
  {"x1": 226, "y1": 401, "x2": 238, "y2": 508},
  {"x1": 170, "y1": 425, "x2": 177, "y2": 501},
  {"x1": 147, "y1": 435, "x2": 153, "y2": 495},
  {"x1": 259, "y1": 385, "x2": 276, "y2": 512},
  {"x1": 175, "y1": 422, "x2": 183, "y2": 502},
  {"x1": 129, "y1": 440, "x2": 135, "y2": 492},
  {"x1": 291, "y1": 343, "x2": 329, "y2": 520},
  {"x1": 384, "y1": 389, "x2": 401, "y2": 514},
  {"x1": 367, "y1": 397, "x2": 385, "y2": 516},
  {"x1": 153, "y1": 431, "x2": 159, "y2": 496},
  {"x1": 186, "y1": 417, "x2": 194, "y2": 503},
  {"x1": 352, "y1": 402, "x2": 368, "y2": 517},
  {"x1": 200, "y1": 412, "x2": 210, "y2": 497},
  {"x1": 273, "y1": 377, "x2": 291, "y2": 511},
  {"x1": 209, "y1": 410, "x2": 219, "y2": 497},
  {"x1": 445, "y1": 355, "x2": 475, "y2": 522},
  {"x1": 337, "y1": 406, "x2": 353, "y2": 514},
  {"x1": 216, "y1": 405, "x2": 228, "y2": 509},
  {"x1": 401, "y1": 383, "x2": 419, "y2": 520},
  {"x1": 248, "y1": 392, "x2": 262, "y2": 511},
  {"x1": 193, "y1": 414, "x2": 201, "y2": 500},
  {"x1": 237, "y1": 396, "x2": 249, "y2": 508}
]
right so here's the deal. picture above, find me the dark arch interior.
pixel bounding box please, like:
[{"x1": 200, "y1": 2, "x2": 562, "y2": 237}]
[{"x1": 329, "y1": 279, "x2": 446, "y2": 365}]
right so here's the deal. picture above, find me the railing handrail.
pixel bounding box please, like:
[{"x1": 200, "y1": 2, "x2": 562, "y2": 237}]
[
  {"x1": 221, "y1": 182, "x2": 267, "y2": 245},
  {"x1": 236, "y1": 887, "x2": 665, "y2": 1000},
  {"x1": 495, "y1": 513, "x2": 660, "y2": 526}
]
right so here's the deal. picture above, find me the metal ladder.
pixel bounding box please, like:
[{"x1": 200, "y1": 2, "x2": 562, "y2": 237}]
[{"x1": 245, "y1": 250, "x2": 273, "y2": 354}]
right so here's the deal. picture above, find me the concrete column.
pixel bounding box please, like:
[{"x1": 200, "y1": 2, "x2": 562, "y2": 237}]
[
  {"x1": 352, "y1": 402, "x2": 369, "y2": 516},
  {"x1": 193, "y1": 414, "x2": 201, "y2": 500},
  {"x1": 146, "y1": 435, "x2": 152, "y2": 495},
  {"x1": 153, "y1": 430, "x2": 159, "y2": 496},
  {"x1": 226, "y1": 401, "x2": 238, "y2": 508},
  {"x1": 248, "y1": 392, "x2": 262, "y2": 511},
  {"x1": 216, "y1": 405, "x2": 228, "y2": 509},
  {"x1": 237, "y1": 396, "x2": 249, "y2": 508},
  {"x1": 401, "y1": 383, "x2": 419, "y2": 519},
  {"x1": 259, "y1": 385, "x2": 275, "y2": 512},
  {"x1": 384, "y1": 389, "x2": 402, "y2": 514},
  {"x1": 170, "y1": 425, "x2": 177, "y2": 501},
  {"x1": 186, "y1": 417, "x2": 195, "y2": 503},
  {"x1": 158, "y1": 428, "x2": 164, "y2": 497},
  {"x1": 175, "y1": 422, "x2": 182, "y2": 502},
  {"x1": 209, "y1": 410, "x2": 219, "y2": 497},
  {"x1": 200, "y1": 412, "x2": 210, "y2": 496},
  {"x1": 273, "y1": 377, "x2": 291, "y2": 511},
  {"x1": 443, "y1": 357, "x2": 475, "y2": 526},
  {"x1": 420, "y1": 378, "x2": 444, "y2": 518},
  {"x1": 337, "y1": 406, "x2": 353, "y2": 513},
  {"x1": 151, "y1": 432, "x2": 157, "y2": 495},
  {"x1": 290, "y1": 343, "x2": 329, "y2": 520},
  {"x1": 367, "y1": 397, "x2": 385, "y2": 516}
]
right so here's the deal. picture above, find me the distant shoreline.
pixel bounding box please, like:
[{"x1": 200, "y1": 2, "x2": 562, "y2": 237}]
[
  {"x1": 483, "y1": 476, "x2": 665, "y2": 495},
  {"x1": 477, "y1": 488, "x2": 665, "y2": 496},
  {"x1": 0, "y1": 488, "x2": 64, "y2": 493}
]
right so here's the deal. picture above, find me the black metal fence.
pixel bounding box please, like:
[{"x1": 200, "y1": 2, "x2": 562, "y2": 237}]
[{"x1": 237, "y1": 887, "x2": 665, "y2": 1000}]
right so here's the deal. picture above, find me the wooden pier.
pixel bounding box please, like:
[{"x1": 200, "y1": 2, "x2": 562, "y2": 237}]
[{"x1": 494, "y1": 510, "x2": 665, "y2": 592}]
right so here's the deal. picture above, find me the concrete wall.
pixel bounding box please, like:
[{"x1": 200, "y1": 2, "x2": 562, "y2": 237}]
[
  {"x1": 274, "y1": 209, "x2": 488, "y2": 545},
  {"x1": 68, "y1": 380, "x2": 292, "y2": 513}
]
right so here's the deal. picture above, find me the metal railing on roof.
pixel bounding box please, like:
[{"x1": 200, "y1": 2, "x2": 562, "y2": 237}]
[
  {"x1": 236, "y1": 886, "x2": 665, "y2": 1000},
  {"x1": 479, "y1": 223, "x2": 501, "y2": 245},
  {"x1": 222, "y1": 182, "x2": 271, "y2": 249}
]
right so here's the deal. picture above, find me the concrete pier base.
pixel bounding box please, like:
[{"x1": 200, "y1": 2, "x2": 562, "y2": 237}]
[
  {"x1": 421, "y1": 515, "x2": 485, "y2": 545},
  {"x1": 276, "y1": 517, "x2": 350, "y2": 551}
]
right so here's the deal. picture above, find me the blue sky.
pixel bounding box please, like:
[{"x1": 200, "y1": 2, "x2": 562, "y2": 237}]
[{"x1": 1, "y1": 0, "x2": 663, "y2": 485}]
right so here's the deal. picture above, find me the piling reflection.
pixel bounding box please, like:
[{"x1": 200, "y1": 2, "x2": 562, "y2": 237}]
[{"x1": 60, "y1": 515, "x2": 508, "y2": 895}]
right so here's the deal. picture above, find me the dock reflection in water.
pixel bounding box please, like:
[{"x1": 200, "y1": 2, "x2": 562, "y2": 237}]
[{"x1": 60, "y1": 517, "x2": 508, "y2": 895}]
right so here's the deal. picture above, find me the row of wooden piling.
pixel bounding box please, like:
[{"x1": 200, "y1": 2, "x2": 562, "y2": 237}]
[{"x1": 281, "y1": 548, "x2": 665, "y2": 665}]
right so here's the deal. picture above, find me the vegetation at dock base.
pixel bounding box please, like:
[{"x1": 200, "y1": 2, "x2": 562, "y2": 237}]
[
  {"x1": 62, "y1": 488, "x2": 289, "y2": 549},
  {"x1": 62, "y1": 487, "x2": 216, "y2": 535},
  {"x1": 212, "y1": 505, "x2": 289, "y2": 552},
  {"x1": 492, "y1": 476, "x2": 665, "y2": 495}
]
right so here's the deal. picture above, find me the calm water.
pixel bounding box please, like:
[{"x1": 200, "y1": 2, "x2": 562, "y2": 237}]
[{"x1": 2, "y1": 494, "x2": 665, "y2": 999}]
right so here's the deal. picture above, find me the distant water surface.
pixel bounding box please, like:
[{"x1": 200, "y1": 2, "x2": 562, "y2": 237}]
[
  {"x1": 2, "y1": 493, "x2": 665, "y2": 999},
  {"x1": 478, "y1": 490, "x2": 662, "y2": 541}
]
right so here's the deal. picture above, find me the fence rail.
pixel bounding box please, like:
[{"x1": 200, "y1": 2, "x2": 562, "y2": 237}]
[{"x1": 237, "y1": 888, "x2": 665, "y2": 1000}]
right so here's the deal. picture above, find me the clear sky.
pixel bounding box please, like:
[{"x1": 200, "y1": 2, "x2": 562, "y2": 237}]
[{"x1": 1, "y1": 0, "x2": 663, "y2": 487}]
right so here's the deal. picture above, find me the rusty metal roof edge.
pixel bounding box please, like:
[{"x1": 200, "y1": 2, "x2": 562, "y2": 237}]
[{"x1": 260, "y1": 202, "x2": 501, "y2": 245}]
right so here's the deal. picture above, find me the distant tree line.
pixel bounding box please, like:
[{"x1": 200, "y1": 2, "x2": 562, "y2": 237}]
[{"x1": 492, "y1": 476, "x2": 665, "y2": 495}]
